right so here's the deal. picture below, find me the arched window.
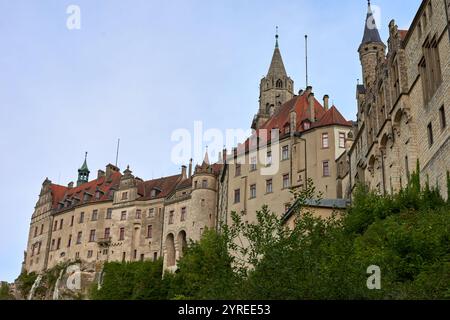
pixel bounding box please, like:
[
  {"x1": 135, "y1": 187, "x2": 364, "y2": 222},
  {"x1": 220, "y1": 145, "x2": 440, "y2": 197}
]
[{"x1": 276, "y1": 79, "x2": 283, "y2": 88}]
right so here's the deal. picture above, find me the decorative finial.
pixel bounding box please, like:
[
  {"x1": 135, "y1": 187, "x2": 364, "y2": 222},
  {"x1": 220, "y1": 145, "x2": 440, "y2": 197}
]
[
  {"x1": 85, "y1": 151, "x2": 88, "y2": 160},
  {"x1": 275, "y1": 26, "x2": 279, "y2": 48},
  {"x1": 368, "y1": 0, "x2": 371, "y2": 7}
]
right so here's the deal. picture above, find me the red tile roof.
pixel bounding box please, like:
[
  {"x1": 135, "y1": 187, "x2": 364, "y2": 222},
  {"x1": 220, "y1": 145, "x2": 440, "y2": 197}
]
[
  {"x1": 236, "y1": 92, "x2": 351, "y2": 152},
  {"x1": 50, "y1": 171, "x2": 122, "y2": 210},
  {"x1": 312, "y1": 105, "x2": 352, "y2": 129},
  {"x1": 137, "y1": 174, "x2": 182, "y2": 201}
]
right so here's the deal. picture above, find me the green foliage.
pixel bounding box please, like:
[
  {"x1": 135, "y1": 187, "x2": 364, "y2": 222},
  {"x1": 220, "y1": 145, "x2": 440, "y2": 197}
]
[
  {"x1": 90, "y1": 259, "x2": 169, "y2": 300},
  {"x1": 167, "y1": 230, "x2": 238, "y2": 300},
  {"x1": 0, "y1": 282, "x2": 14, "y2": 300},
  {"x1": 16, "y1": 271, "x2": 37, "y2": 298}
]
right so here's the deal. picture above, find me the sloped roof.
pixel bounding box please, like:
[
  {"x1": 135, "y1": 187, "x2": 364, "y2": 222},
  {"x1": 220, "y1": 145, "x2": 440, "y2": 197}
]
[
  {"x1": 50, "y1": 171, "x2": 122, "y2": 210},
  {"x1": 360, "y1": 3, "x2": 383, "y2": 48},
  {"x1": 137, "y1": 174, "x2": 182, "y2": 201}
]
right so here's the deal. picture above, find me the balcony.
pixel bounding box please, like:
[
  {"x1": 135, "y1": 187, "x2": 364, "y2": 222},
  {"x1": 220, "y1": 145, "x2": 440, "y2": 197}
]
[{"x1": 97, "y1": 237, "x2": 112, "y2": 247}]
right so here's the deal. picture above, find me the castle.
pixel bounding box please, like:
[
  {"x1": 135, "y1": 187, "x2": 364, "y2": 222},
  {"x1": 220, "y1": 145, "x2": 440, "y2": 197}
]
[{"x1": 24, "y1": 0, "x2": 449, "y2": 274}]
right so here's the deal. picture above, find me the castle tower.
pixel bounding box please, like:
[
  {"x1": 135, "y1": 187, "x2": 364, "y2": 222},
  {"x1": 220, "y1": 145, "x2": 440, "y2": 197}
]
[
  {"x1": 252, "y1": 30, "x2": 294, "y2": 129},
  {"x1": 77, "y1": 152, "x2": 90, "y2": 186},
  {"x1": 190, "y1": 151, "x2": 218, "y2": 230},
  {"x1": 358, "y1": 1, "x2": 386, "y2": 90}
]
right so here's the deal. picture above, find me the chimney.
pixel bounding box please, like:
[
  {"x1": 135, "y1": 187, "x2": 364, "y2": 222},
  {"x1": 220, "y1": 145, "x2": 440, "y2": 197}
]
[
  {"x1": 188, "y1": 159, "x2": 193, "y2": 178},
  {"x1": 308, "y1": 93, "x2": 316, "y2": 122},
  {"x1": 106, "y1": 164, "x2": 120, "y2": 182},
  {"x1": 323, "y1": 95, "x2": 329, "y2": 111},
  {"x1": 68, "y1": 182, "x2": 74, "y2": 189},
  {"x1": 305, "y1": 86, "x2": 312, "y2": 96},
  {"x1": 97, "y1": 169, "x2": 105, "y2": 179},
  {"x1": 181, "y1": 165, "x2": 187, "y2": 180},
  {"x1": 298, "y1": 89, "x2": 304, "y2": 96}
]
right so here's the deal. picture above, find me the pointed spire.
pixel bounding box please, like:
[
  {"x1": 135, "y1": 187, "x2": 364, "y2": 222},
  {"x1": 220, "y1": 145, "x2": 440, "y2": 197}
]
[
  {"x1": 202, "y1": 146, "x2": 210, "y2": 166},
  {"x1": 267, "y1": 29, "x2": 287, "y2": 77},
  {"x1": 360, "y1": 0, "x2": 383, "y2": 48},
  {"x1": 77, "y1": 152, "x2": 90, "y2": 186}
]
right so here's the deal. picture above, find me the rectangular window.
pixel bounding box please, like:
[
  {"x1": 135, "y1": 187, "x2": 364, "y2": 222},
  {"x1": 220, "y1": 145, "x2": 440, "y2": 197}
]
[
  {"x1": 235, "y1": 164, "x2": 241, "y2": 176},
  {"x1": 51, "y1": 239, "x2": 55, "y2": 251},
  {"x1": 250, "y1": 184, "x2": 256, "y2": 199},
  {"x1": 148, "y1": 208, "x2": 155, "y2": 218},
  {"x1": 250, "y1": 156, "x2": 257, "y2": 171},
  {"x1": 266, "y1": 179, "x2": 273, "y2": 194},
  {"x1": 122, "y1": 252, "x2": 126, "y2": 262},
  {"x1": 266, "y1": 151, "x2": 272, "y2": 166},
  {"x1": 76, "y1": 231, "x2": 82, "y2": 245},
  {"x1": 75, "y1": 252, "x2": 80, "y2": 260},
  {"x1": 67, "y1": 235, "x2": 72, "y2": 248},
  {"x1": 70, "y1": 216, "x2": 74, "y2": 226},
  {"x1": 283, "y1": 174, "x2": 290, "y2": 189},
  {"x1": 119, "y1": 227, "x2": 125, "y2": 241},
  {"x1": 147, "y1": 225, "x2": 153, "y2": 238},
  {"x1": 181, "y1": 207, "x2": 187, "y2": 222},
  {"x1": 339, "y1": 132, "x2": 346, "y2": 148},
  {"x1": 133, "y1": 250, "x2": 137, "y2": 260},
  {"x1": 282, "y1": 145, "x2": 289, "y2": 160},
  {"x1": 135, "y1": 209, "x2": 142, "y2": 219},
  {"x1": 79, "y1": 212, "x2": 85, "y2": 224},
  {"x1": 56, "y1": 238, "x2": 61, "y2": 250},
  {"x1": 59, "y1": 219, "x2": 63, "y2": 230},
  {"x1": 89, "y1": 230, "x2": 96, "y2": 242},
  {"x1": 106, "y1": 208, "x2": 112, "y2": 219},
  {"x1": 439, "y1": 105, "x2": 446, "y2": 130},
  {"x1": 153, "y1": 252, "x2": 158, "y2": 261},
  {"x1": 428, "y1": 122, "x2": 434, "y2": 147},
  {"x1": 322, "y1": 133, "x2": 329, "y2": 148},
  {"x1": 323, "y1": 161, "x2": 330, "y2": 177},
  {"x1": 202, "y1": 180, "x2": 208, "y2": 188},
  {"x1": 34, "y1": 226, "x2": 38, "y2": 237},
  {"x1": 87, "y1": 250, "x2": 93, "y2": 259},
  {"x1": 140, "y1": 254, "x2": 145, "y2": 262},
  {"x1": 40, "y1": 224, "x2": 44, "y2": 235},
  {"x1": 121, "y1": 211, "x2": 127, "y2": 221},
  {"x1": 420, "y1": 37, "x2": 442, "y2": 104},
  {"x1": 169, "y1": 211, "x2": 174, "y2": 224},
  {"x1": 53, "y1": 221, "x2": 58, "y2": 231},
  {"x1": 104, "y1": 228, "x2": 110, "y2": 239},
  {"x1": 234, "y1": 189, "x2": 241, "y2": 203},
  {"x1": 121, "y1": 192, "x2": 128, "y2": 200},
  {"x1": 91, "y1": 210, "x2": 98, "y2": 221}
]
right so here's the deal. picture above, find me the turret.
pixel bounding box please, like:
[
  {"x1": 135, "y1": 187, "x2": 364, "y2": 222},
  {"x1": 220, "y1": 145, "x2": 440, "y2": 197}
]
[
  {"x1": 190, "y1": 151, "x2": 218, "y2": 230},
  {"x1": 358, "y1": 1, "x2": 386, "y2": 89},
  {"x1": 77, "y1": 152, "x2": 90, "y2": 186}
]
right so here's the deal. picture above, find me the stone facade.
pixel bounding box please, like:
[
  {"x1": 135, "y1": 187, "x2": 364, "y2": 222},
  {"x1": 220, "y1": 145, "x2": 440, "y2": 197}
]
[
  {"x1": 348, "y1": 0, "x2": 450, "y2": 199},
  {"x1": 23, "y1": 1, "x2": 448, "y2": 277}
]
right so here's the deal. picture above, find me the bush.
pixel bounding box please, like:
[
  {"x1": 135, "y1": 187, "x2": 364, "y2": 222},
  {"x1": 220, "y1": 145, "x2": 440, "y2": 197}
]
[{"x1": 90, "y1": 259, "x2": 168, "y2": 300}]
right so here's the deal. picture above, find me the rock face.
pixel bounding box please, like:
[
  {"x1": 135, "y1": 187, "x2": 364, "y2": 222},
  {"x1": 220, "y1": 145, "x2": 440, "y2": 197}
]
[{"x1": 18, "y1": 261, "x2": 100, "y2": 300}]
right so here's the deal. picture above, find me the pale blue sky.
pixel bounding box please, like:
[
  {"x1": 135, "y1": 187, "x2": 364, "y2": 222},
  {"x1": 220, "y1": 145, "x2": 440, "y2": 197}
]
[{"x1": 0, "y1": 0, "x2": 421, "y2": 281}]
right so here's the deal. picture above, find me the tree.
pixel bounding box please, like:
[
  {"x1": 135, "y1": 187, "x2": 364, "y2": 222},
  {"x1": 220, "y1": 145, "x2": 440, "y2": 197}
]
[{"x1": 168, "y1": 229, "x2": 238, "y2": 300}]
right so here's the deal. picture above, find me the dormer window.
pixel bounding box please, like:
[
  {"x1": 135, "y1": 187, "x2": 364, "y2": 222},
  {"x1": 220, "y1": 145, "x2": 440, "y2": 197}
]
[
  {"x1": 121, "y1": 192, "x2": 128, "y2": 200},
  {"x1": 151, "y1": 190, "x2": 156, "y2": 198},
  {"x1": 284, "y1": 124, "x2": 290, "y2": 135},
  {"x1": 303, "y1": 121, "x2": 311, "y2": 130}
]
